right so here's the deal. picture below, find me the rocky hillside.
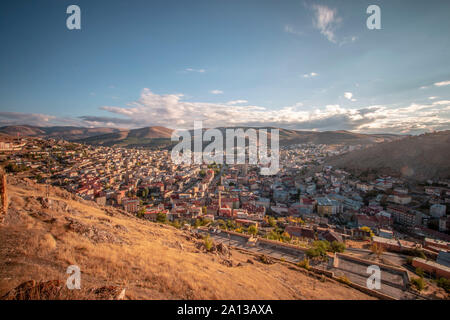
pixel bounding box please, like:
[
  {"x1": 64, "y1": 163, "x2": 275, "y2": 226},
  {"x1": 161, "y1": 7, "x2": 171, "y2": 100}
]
[
  {"x1": 326, "y1": 131, "x2": 450, "y2": 181},
  {"x1": 0, "y1": 176, "x2": 372, "y2": 300}
]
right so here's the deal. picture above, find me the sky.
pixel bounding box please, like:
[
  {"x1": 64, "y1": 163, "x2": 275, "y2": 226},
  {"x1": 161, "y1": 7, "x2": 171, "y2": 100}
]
[{"x1": 0, "y1": 0, "x2": 449, "y2": 134}]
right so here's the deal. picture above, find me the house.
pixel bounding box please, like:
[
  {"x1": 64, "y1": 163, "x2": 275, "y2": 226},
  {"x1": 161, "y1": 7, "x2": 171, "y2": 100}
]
[
  {"x1": 320, "y1": 230, "x2": 344, "y2": 243},
  {"x1": 122, "y1": 197, "x2": 139, "y2": 213},
  {"x1": 387, "y1": 206, "x2": 416, "y2": 227},
  {"x1": 378, "y1": 229, "x2": 394, "y2": 239},
  {"x1": 285, "y1": 226, "x2": 315, "y2": 240},
  {"x1": 436, "y1": 251, "x2": 450, "y2": 268},
  {"x1": 412, "y1": 258, "x2": 450, "y2": 279},
  {"x1": 430, "y1": 204, "x2": 446, "y2": 218},
  {"x1": 316, "y1": 197, "x2": 342, "y2": 215}
]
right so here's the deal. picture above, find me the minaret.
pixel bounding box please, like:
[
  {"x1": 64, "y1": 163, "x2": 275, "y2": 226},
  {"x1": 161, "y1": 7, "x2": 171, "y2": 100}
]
[{"x1": 218, "y1": 190, "x2": 222, "y2": 208}]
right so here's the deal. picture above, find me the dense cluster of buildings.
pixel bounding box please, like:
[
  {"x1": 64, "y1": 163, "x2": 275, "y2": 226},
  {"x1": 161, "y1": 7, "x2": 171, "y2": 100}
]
[{"x1": 2, "y1": 137, "x2": 450, "y2": 276}]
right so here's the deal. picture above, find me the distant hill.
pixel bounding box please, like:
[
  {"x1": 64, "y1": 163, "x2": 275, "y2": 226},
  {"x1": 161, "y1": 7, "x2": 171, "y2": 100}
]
[
  {"x1": 0, "y1": 125, "x2": 401, "y2": 148},
  {"x1": 77, "y1": 126, "x2": 175, "y2": 148},
  {"x1": 326, "y1": 131, "x2": 450, "y2": 181},
  {"x1": 0, "y1": 125, "x2": 121, "y2": 141},
  {"x1": 77, "y1": 126, "x2": 401, "y2": 148}
]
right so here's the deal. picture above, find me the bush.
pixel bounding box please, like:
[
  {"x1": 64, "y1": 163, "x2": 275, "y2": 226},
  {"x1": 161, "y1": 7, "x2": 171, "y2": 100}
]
[
  {"x1": 297, "y1": 258, "x2": 311, "y2": 270},
  {"x1": 247, "y1": 225, "x2": 258, "y2": 236},
  {"x1": 436, "y1": 277, "x2": 450, "y2": 293},
  {"x1": 337, "y1": 275, "x2": 351, "y2": 285},
  {"x1": 330, "y1": 241, "x2": 346, "y2": 253},
  {"x1": 411, "y1": 277, "x2": 425, "y2": 291},
  {"x1": 415, "y1": 267, "x2": 425, "y2": 278},
  {"x1": 306, "y1": 240, "x2": 331, "y2": 259},
  {"x1": 203, "y1": 236, "x2": 213, "y2": 251},
  {"x1": 156, "y1": 212, "x2": 167, "y2": 223},
  {"x1": 171, "y1": 220, "x2": 181, "y2": 229}
]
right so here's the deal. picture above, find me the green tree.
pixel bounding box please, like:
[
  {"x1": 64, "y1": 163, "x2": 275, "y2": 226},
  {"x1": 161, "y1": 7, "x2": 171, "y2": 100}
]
[
  {"x1": 248, "y1": 225, "x2": 258, "y2": 236},
  {"x1": 330, "y1": 241, "x2": 346, "y2": 253},
  {"x1": 137, "y1": 207, "x2": 146, "y2": 218},
  {"x1": 436, "y1": 277, "x2": 450, "y2": 293},
  {"x1": 411, "y1": 277, "x2": 425, "y2": 291},
  {"x1": 267, "y1": 216, "x2": 277, "y2": 228},
  {"x1": 156, "y1": 212, "x2": 167, "y2": 223}
]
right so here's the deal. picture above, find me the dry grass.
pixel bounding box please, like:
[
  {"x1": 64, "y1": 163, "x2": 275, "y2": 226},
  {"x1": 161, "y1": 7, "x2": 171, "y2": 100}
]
[{"x1": 0, "y1": 176, "x2": 374, "y2": 300}]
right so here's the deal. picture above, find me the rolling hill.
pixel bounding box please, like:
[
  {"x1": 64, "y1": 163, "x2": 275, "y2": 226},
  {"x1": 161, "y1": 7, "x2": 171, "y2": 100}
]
[
  {"x1": 0, "y1": 125, "x2": 122, "y2": 141},
  {"x1": 326, "y1": 131, "x2": 450, "y2": 181},
  {"x1": 0, "y1": 125, "x2": 401, "y2": 148}
]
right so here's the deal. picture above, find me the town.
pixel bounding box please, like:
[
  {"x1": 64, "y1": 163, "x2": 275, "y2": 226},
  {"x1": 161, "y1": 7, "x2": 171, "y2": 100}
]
[{"x1": 1, "y1": 134, "x2": 449, "y2": 298}]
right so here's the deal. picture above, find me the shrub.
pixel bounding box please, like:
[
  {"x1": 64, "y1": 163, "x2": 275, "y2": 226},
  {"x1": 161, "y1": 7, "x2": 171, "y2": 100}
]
[
  {"x1": 297, "y1": 258, "x2": 311, "y2": 270},
  {"x1": 436, "y1": 277, "x2": 450, "y2": 293},
  {"x1": 415, "y1": 267, "x2": 425, "y2": 278},
  {"x1": 171, "y1": 220, "x2": 181, "y2": 229},
  {"x1": 156, "y1": 212, "x2": 167, "y2": 223},
  {"x1": 330, "y1": 241, "x2": 346, "y2": 253},
  {"x1": 203, "y1": 236, "x2": 213, "y2": 251},
  {"x1": 306, "y1": 247, "x2": 320, "y2": 259},
  {"x1": 248, "y1": 225, "x2": 258, "y2": 236},
  {"x1": 411, "y1": 277, "x2": 425, "y2": 291},
  {"x1": 337, "y1": 275, "x2": 351, "y2": 285}
]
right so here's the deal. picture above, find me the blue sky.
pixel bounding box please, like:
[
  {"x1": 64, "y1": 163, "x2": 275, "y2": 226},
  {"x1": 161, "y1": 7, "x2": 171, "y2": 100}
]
[{"x1": 0, "y1": 0, "x2": 449, "y2": 133}]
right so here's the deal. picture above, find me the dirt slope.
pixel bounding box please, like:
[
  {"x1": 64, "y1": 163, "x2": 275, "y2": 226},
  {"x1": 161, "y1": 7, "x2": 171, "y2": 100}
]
[{"x1": 0, "y1": 176, "x2": 373, "y2": 300}]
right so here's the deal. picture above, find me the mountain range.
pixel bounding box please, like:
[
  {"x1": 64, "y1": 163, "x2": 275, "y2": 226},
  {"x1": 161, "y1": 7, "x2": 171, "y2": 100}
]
[{"x1": 0, "y1": 125, "x2": 401, "y2": 148}]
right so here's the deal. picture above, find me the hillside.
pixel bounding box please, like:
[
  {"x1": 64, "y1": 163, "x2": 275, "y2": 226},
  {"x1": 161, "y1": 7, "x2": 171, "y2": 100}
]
[
  {"x1": 326, "y1": 131, "x2": 450, "y2": 181},
  {"x1": 78, "y1": 126, "x2": 175, "y2": 148},
  {"x1": 0, "y1": 176, "x2": 373, "y2": 300},
  {"x1": 0, "y1": 125, "x2": 122, "y2": 141},
  {"x1": 0, "y1": 125, "x2": 400, "y2": 148}
]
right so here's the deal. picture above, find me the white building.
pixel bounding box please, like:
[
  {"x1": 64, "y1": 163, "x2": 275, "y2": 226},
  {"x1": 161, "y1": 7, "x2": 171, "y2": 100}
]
[{"x1": 430, "y1": 204, "x2": 446, "y2": 218}]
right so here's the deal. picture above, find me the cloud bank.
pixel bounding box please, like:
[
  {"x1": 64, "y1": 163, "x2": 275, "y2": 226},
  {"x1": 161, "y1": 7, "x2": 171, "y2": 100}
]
[{"x1": 1, "y1": 89, "x2": 449, "y2": 134}]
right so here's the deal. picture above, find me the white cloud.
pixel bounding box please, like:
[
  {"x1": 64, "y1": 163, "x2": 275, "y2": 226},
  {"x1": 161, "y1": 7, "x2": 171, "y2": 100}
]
[
  {"x1": 344, "y1": 92, "x2": 357, "y2": 102},
  {"x1": 3, "y1": 89, "x2": 449, "y2": 134},
  {"x1": 210, "y1": 89, "x2": 223, "y2": 95},
  {"x1": 303, "y1": 72, "x2": 318, "y2": 78},
  {"x1": 339, "y1": 35, "x2": 358, "y2": 46},
  {"x1": 428, "y1": 96, "x2": 438, "y2": 100},
  {"x1": 432, "y1": 100, "x2": 450, "y2": 106},
  {"x1": 227, "y1": 100, "x2": 248, "y2": 105},
  {"x1": 0, "y1": 112, "x2": 84, "y2": 127},
  {"x1": 92, "y1": 88, "x2": 450, "y2": 133},
  {"x1": 284, "y1": 25, "x2": 303, "y2": 36},
  {"x1": 434, "y1": 80, "x2": 450, "y2": 87},
  {"x1": 185, "y1": 68, "x2": 206, "y2": 73},
  {"x1": 311, "y1": 5, "x2": 341, "y2": 43}
]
